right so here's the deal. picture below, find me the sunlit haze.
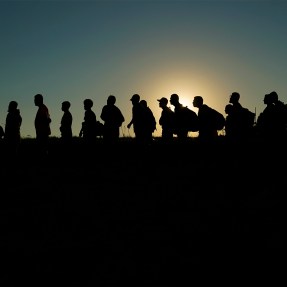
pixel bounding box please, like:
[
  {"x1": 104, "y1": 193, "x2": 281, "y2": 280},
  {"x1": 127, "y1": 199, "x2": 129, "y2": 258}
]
[{"x1": 1, "y1": 0, "x2": 286, "y2": 138}]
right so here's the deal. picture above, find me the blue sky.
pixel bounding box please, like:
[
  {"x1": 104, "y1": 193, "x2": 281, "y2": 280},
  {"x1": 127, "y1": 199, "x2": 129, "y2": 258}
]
[{"x1": 1, "y1": 0, "x2": 287, "y2": 138}]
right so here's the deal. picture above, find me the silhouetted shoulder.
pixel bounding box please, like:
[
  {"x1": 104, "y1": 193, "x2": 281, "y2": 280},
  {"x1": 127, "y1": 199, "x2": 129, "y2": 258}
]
[{"x1": 0, "y1": 126, "x2": 4, "y2": 140}]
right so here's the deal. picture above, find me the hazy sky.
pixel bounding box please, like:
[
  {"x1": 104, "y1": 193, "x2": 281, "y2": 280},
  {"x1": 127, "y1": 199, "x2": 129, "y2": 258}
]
[{"x1": 1, "y1": 0, "x2": 287, "y2": 138}]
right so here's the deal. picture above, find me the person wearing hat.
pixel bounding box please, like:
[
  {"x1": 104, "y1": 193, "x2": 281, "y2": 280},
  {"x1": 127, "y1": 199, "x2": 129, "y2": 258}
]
[
  {"x1": 127, "y1": 94, "x2": 146, "y2": 143},
  {"x1": 158, "y1": 97, "x2": 175, "y2": 141}
]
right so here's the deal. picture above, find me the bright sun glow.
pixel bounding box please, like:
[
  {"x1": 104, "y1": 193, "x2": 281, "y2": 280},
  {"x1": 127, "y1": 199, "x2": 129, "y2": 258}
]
[{"x1": 147, "y1": 73, "x2": 208, "y2": 113}]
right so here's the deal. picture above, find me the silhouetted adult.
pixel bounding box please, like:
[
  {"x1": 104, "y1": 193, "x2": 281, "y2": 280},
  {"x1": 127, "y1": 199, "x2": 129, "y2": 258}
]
[
  {"x1": 192, "y1": 96, "x2": 219, "y2": 142},
  {"x1": 100, "y1": 95, "x2": 125, "y2": 144},
  {"x1": 0, "y1": 126, "x2": 4, "y2": 140},
  {"x1": 140, "y1": 99, "x2": 156, "y2": 145},
  {"x1": 158, "y1": 97, "x2": 175, "y2": 141},
  {"x1": 269, "y1": 91, "x2": 287, "y2": 139},
  {"x1": 224, "y1": 104, "x2": 236, "y2": 142},
  {"x1": 256, "y1": 93, "x2": 278, "y2": 141},
  {"x1": 127, "y1": 94, "x2": 146, "y2": 143},
  {"x1": 229, "y1": 92, "x2": 242, "y2": 110},
  {"x1": 60, "y1": 101, "x2": 73, "y2": 144},
  {"x1": 228, "y1": 92, "x2": 255, "y2": 141},
  {"x1": 79, "y1": 99, "x2": 97, "y2": 143},
  {"x1": 169, "y1": 93, "x2": 189, "y2": 139},
  {"x1": 0, "y1": 126, "x2": 4, "y2": 164},
  {"x1": 34, "y1": 93, "x2": 51, "y2": 157},
  {"x1": 4, "y1": 101, "x2": 22, "y2": 157}
]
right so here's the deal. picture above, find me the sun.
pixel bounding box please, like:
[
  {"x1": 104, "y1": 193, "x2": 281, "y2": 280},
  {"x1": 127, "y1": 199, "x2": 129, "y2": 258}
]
[
  {"x1": 165, "y1": 91, "x2": 198, "y2": 113},
  {"x1": 177, "y1": 95, "x2": 195, "y2": 111}
]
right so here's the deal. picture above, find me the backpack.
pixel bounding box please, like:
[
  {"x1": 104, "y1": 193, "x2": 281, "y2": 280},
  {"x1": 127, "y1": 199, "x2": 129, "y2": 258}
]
[
  {"x1": 241, "y1": 108, "x2": 255, "y2": 128},
  {"x1": 182, "y1": 107, "x2": 199, "y2": 132},
  {"x1": 209, "y1": 107, "x2": 225, "y2": 130},
  {"x1": 275, "y1": 101, "x2": 287, "y2": 125},
  {"x1": 95, "y1": 121, "x2": 104, "y2": 137}
]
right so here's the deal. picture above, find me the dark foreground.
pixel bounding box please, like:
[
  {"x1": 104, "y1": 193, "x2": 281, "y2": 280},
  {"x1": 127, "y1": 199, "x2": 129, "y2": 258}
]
[{"x1": 0, "y1": 137, "x2": 286, "y2": 286}]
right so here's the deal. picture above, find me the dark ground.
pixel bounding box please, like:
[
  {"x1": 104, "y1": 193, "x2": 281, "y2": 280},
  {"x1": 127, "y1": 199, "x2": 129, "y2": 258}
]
[{"x1": 0, "y1": 136, "x2": 286, "y2": 286}]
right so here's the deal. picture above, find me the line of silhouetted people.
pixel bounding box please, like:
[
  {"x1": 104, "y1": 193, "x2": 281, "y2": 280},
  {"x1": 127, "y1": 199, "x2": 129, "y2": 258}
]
[{"x1": 1, "y1": 91, "x2": 287, "y2": 158}]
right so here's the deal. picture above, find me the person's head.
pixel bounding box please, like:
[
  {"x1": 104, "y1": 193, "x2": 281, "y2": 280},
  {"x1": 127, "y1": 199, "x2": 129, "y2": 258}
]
[
  {"x1": 83, "y1": 99, "x2": 93, "y2": 110},
  {"x1": 61, "y1": 101, "x2": 71, "y2": 112},
  {"x1": 229, "y1": 92, "x2": 240, "y2": 104},
  {"x1": 225, "y1": 104, "x2": 233, "y2": 115},
  {"x1": 269, "y1": 91, "x2": 278, "y2": 103},
  {"x1": 170, "y1": 93, "x2": 179, "y2": 106},
  {"x1": 107, "y1": 95, "x2": 116, "y2": 105},
  {"x1": 193, "y1": 96, "x2": 203, "y2": 108},
  {"x1": 140, "y1": 100, "x2": 147, "y2": 108},
  {"x1": 8, "y1": 101, "x2": 18, "y2": 112},
  {"x1": 264, "y1": 93, "x2": 273, "y2": 105},
  {"x1": 34, "y1": 93, "x2": 43, "y2": 107},
  {"x1": 157, "y1": 97, "x2": 168, "y2": 108},
  {"x1": 130, "y1": 94, "x2": 140, "y2": 104}
]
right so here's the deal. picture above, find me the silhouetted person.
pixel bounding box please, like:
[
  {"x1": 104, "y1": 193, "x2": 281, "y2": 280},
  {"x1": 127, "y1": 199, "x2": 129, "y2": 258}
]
[
  {"x1": 34, "y1": 93, "x2": 51, "y2": 157},
  {"x1": 0, "y1": 126, "x2": 4, "y2": 140},
  {"x1": 140, "y1": 99, "x2": 156, "y2": 145},
  {"x1": 100, "y1": 95, "x2": 125, "y2": 144},
  {"x1": 269, "y1": 91, "x2": 287, "y2": 139},
  {"x1": 158, "y1": 97, "x2": 175, "y2": 141},
  {"x1": 169, "y1": 93, "x2": 189, "y2": 139},
  {"x1": 224, "y1": 104, "x2": 236, "y2": 142},
  {"x1": 127, "y1": 94, "x2": 146, "y2": 144},
  {"x1": 4, "y1": 101, "x2": 22, "y2": 157},
  {"x1": 193, "y1": 96, "x2": 219, "y2": 142},
  {"x1": 0, "y1": 126, "x2": 3, "y2": 161},
  {"x1": 256, "y1": 93, "x2": 278, "y2": 141},
  {"x1": 228, "y1": 92, "x2": 255, "y2": 141},
  {"x1": 229, "y1": 92, "x2": 242, "y2": 110},
  {"x1": 60, "y1": 101, "x2": 73, "y2": 142},
  {"x1": 79, "y1": 99, "x2": 97, "y2": 143}
]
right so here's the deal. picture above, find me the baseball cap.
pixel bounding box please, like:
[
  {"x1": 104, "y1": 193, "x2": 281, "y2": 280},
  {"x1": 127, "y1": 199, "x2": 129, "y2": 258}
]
[{"x1": 157, "y1": 97, "x2": 168, "y2": 104}]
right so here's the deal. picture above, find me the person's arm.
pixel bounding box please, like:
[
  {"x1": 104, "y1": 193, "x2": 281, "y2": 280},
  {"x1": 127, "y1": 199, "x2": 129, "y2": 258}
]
[
  {"x1": 100, "y1": 106, "x2": 106, "y2": 122},
  {"x1": 127, "y1": 119, "x2": 133, "y2": 129}
]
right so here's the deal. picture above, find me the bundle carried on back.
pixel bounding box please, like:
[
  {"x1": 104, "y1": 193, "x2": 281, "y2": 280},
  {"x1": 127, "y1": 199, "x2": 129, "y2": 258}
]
[
  {"x1": 208, "y1": 107, "x2": 226, "y2": 131},
  {"x1": 182, "y1": 106, "x2": 199, "y2": 132}
]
